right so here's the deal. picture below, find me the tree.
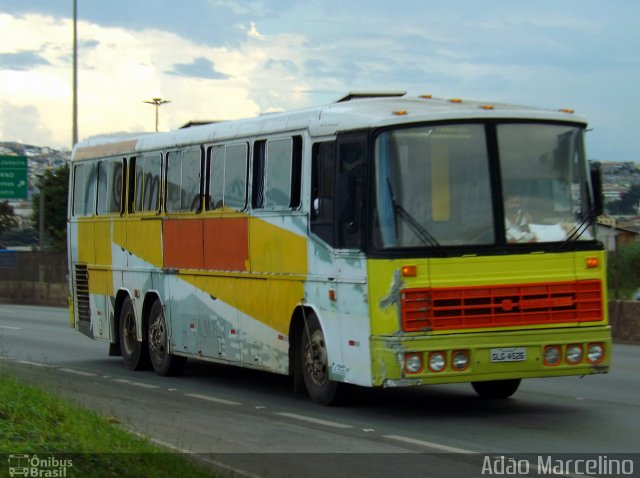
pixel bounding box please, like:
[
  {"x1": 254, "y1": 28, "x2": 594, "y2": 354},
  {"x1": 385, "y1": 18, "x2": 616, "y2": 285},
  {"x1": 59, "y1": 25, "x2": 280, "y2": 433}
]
[
  {"x1": 608, "y1": 240, "x2": 640, "y2": 299},
  {"x1": 0, "y1": 200, "x2": 18, "y2": 237},
  {"x1": 31, "y1": 164, "x2": 69, "y2": 251}
]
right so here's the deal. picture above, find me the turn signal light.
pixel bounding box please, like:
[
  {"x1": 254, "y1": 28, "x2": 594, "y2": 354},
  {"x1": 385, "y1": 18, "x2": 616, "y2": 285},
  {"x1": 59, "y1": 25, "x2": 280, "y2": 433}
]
[
  {"x1": 586, "y1": 257, "x2": 599, "y2": 269},
  {"x1": 402, "y1": 265, "x2": 417, "y2": 277}
]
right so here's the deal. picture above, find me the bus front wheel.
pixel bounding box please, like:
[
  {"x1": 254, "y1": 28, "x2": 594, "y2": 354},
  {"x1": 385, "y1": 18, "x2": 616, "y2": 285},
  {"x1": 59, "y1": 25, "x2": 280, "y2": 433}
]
[
  {"x1": 299, "y1": 312, "x2": 340, "y2": 405},
  {"x1": 471, "y1": 379, "x2": 521, "y2": 399},
  {"x1": 118, "y1": 296, "x2": 150, "y2": 370},
  {"x1": 148, "y1": 300, "x2": 186, "y2": 376}
]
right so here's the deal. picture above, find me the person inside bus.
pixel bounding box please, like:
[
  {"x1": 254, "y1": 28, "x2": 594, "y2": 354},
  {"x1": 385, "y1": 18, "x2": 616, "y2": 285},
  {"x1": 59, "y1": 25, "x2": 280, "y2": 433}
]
[{"x1": 504, "y1": 194, "x2": 537, "y2": 243}]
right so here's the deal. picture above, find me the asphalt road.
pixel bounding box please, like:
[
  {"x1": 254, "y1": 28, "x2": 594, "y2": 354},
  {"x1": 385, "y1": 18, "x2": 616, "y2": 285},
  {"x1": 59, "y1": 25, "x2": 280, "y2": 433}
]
[{"x1": 1, "y1": 305, "x2": 639, "y2": 478}]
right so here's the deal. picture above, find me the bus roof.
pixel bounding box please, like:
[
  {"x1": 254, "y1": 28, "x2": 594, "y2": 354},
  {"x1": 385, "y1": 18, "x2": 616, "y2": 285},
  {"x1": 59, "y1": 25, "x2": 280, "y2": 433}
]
[{"x1": 72, "y1": 94, "x2": 587, "y2": 161}]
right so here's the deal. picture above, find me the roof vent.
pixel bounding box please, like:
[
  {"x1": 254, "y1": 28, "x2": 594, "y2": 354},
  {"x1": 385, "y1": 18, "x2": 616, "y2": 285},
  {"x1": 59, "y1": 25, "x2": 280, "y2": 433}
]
[{"x1": 336, "y1": 92, "x2": 406, "y2": 102}]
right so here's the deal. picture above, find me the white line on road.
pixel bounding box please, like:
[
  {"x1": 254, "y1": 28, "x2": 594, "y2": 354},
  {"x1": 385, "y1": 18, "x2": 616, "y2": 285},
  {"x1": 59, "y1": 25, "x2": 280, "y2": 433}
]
[
  {"x1": 184, "y1": 393, "x2": 242, "y2": 406},
  {"x1": 15, "y1": 360, "x2": 56, "y2": 369},
  {"x1": 112, "y1": 378, "x2": 160, "y2": 389},
  {"x1": 0, "y1": 325, "x2": 20, "y2": 330},
  {"x1": 59, "y1": 368, "x2": 98, "y2": 377},
  {"x1": 129, "y1": 432, "x2": 264, "y2": 478},
  {"x1": 384, "y1": 434, "x2": 475, "y2": 454},
  {"x1": 274, "y1": 412, "x2": 354, "y2": 429}
]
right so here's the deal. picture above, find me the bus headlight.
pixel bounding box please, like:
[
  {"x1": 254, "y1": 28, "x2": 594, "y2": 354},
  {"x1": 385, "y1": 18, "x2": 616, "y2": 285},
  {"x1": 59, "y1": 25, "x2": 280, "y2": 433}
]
[
  {"x1": 451, "y1": 350, "x2": 469, "y2": 371},
  {"x1": 565, "y1": 344, "x2": 583, "y2": 364},
  {"x1": 404, "y1": 353, "x2": 423, "y2": 374},
  {"x1": 428, "y1": 351, "x2": 446, "y2": 372},
  {"x1": 543, "y1": 345, "x2": 561, "y2": 366},
  {"x1": 587, "y1": 343, "x2": 605, "y2": 364}
]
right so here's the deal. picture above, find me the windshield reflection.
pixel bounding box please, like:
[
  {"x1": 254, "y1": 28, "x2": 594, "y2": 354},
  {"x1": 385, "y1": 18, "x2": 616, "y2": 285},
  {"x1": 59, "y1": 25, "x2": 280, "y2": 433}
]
[{"x1": 372, "y1": 122, "x2": 593, "y2": 250}]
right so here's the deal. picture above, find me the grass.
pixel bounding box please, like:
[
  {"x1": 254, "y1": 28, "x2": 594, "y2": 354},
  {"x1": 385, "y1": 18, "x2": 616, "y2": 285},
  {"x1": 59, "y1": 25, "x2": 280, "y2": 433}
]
[{"x1": 0, "y1": 370, "x2": 217, "y2": 478}]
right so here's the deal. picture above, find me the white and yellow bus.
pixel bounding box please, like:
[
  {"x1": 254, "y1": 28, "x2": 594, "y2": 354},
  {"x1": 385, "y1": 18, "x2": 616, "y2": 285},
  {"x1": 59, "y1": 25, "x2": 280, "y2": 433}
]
[{"x1": 68, "y1": 93, "x2": 610, "y2": 405}]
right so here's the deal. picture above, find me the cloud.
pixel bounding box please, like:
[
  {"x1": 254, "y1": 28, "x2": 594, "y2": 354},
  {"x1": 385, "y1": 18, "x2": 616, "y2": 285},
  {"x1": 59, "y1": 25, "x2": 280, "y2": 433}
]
[
  {"x1": 0, "y1": 50, "x2": 50, "y2": 71},
  {"x1": 0, "y1": 101, "x2": 54, "y2": 146},
  {"x1": 166, "y1": 57, "x2": 229, "y2": 80}
]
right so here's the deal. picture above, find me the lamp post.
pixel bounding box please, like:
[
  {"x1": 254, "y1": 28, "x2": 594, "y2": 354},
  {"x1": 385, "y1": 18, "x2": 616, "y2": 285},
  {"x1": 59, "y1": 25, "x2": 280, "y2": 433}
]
[
  {"x1": 144, "y1": 97, "x2": 171, "y2": 132},
  {"x1": 72, "y1": 0, "x2": 78, "y2": 146}
]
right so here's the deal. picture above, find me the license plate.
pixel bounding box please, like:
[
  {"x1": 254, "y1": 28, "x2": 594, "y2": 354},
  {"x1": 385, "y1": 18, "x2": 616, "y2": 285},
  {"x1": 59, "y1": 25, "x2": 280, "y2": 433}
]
[{"x1": 490, "y1": 347, "x2": 526, "y2": 363}]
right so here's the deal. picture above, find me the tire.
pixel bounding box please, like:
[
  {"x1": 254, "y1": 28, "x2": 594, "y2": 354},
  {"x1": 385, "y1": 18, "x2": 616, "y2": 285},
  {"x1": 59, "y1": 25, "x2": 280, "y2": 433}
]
[
  {"x1": 299, "y1": 312, "x2": 340, "y2": 405},
  {"x1": 118, "y1": 296, "x2": 150, "y2": 370},
  {"x1": 148, "y1": 300, "x2": 186, "y2": 376},
  {"x1": 471, "y1": 379, "x2": 521, "y2": 399}
]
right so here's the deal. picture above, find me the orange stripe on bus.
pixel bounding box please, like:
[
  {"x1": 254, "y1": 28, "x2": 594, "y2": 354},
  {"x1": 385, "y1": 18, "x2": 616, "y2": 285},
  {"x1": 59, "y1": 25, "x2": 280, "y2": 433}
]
[
  {"x1": 163, "y1": 219, "x2": 204, "y2": 269},
  {"x1": 203, "y1": 217, "x2": 249, "y2": 271}
]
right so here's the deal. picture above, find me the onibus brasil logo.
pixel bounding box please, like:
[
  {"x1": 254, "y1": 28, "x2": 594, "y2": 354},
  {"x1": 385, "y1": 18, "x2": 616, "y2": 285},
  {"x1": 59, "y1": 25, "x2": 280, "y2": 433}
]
[{"x1": 8, "y1": 454, "x2": 73, "y2": 477}]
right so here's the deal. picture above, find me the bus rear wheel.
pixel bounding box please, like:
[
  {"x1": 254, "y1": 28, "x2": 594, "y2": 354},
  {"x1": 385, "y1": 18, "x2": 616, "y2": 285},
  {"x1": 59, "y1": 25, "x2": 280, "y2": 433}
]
[
  {"x1": 148, "y1": 300, "x2": 186, "y2": 376},
  {"x1": 118, "y1": 296, "x2": 150, "y2": 371},
  {"x1": 299, "y1": 312, "x2": 340, "y2": 405},
  {"x1": 471, "y1": 379, "x2": 521, "y2": 399}
]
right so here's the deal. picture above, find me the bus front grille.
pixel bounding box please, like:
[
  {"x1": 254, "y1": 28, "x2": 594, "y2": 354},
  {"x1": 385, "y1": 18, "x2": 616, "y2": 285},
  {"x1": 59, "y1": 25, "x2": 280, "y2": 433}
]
[{"x1": 401, "y1": 279, "x2": 603, "y2": 332}]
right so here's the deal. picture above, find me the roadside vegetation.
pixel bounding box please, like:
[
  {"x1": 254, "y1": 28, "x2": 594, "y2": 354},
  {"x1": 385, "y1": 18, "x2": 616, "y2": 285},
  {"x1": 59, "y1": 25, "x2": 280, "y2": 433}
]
[
  {"x1": 0, "y1": 370, "x2": 216, "y2": 478},
  {"x1": 608, "y1": 241, "x2": 640, "y2": 300}
]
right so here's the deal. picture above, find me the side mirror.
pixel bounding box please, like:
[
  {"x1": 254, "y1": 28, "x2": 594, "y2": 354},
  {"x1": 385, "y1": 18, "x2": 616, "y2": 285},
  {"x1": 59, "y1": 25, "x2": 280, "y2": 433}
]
[{"x1": 590, "y1": 165, "x2": 603, "y2": 217}]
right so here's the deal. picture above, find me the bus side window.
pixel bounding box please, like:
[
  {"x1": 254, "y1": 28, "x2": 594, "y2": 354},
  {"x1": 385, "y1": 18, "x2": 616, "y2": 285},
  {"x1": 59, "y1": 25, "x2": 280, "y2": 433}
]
[
  {"x1": 252, "y1": 136, "x2": 302, "y2": 210},
  {"x1": 72, "y1": 163, "x2": 85, "y2": 216},
  {"x1": 83, "y1": 162, "x2": 97, "y2": 216},
  {"x1": 336, "y1": 135, "x2": 367, "y2": 249},
  {"x1": 166, "y1": 148, "x2": 202, "y2": 213},
  {"x1": 310, "y1": 141, "x2": 336, "y2": 246},
  {"x1": 135, "y1": 153, "x2": 162, "y2": 213}
]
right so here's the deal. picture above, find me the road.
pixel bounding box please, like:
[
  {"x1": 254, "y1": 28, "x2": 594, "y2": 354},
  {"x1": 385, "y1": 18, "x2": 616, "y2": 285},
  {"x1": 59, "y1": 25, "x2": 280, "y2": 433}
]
[{"x1": 1, "y1": 305, "x2": 639, "y2": 478}]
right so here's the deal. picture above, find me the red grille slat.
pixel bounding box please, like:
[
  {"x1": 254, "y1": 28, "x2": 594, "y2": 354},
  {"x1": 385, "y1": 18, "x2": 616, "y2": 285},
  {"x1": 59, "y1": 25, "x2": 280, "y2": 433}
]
[{"x1": 401, "y1": 280, "x2": 602, "y2": 332}]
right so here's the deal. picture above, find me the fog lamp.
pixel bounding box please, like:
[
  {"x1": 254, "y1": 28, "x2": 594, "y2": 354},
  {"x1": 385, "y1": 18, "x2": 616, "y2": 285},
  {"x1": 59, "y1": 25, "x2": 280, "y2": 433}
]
[
  {"x1": 565, "y1": 344, "x2": 583, "y2": 364},
  {"x1": 428, "y1": 351, "x2": 446, "y2": 372},
  {"x1": 451, "y1": 350, "x2": 469, "y2": 371},
  {"x1": 404, "y1": 353, "x2": 423, "y2": 374},
  {"x1": 587, "y1": 343, "x2": 604, "y2": 364},
  {"x1": 543, "y1": 345, "x2": 561, "y2": 366}
]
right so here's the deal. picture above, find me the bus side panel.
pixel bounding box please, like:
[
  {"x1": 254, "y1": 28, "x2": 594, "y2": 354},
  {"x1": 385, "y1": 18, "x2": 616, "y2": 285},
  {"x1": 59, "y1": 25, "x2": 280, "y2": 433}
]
[{"x1": 305, "y1": 237, "x2": 372, "y2": 387}]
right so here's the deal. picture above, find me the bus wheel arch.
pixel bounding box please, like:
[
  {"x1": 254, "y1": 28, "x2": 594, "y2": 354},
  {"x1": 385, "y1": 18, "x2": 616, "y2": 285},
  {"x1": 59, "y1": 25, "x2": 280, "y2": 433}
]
[{"x1": 290, "y1": 306, "x2": 341, "y2": 405}]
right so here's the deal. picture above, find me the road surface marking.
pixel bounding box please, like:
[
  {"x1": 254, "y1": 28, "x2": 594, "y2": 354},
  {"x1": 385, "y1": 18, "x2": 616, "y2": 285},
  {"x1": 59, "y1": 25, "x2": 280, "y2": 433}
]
[
  {"x1": 184, "y1": 393, "x2": 242, "y2": 406},
  {"x1": 16, "y1": 360, "x2": 55, "y2": 368},
  {"x1": 127, "y1": 430, "x2": 264, "y2": 478},
  {"x1": 60, "y1": 368, "x2": 97, "y2": 377},
  {"x1": 274, "y1": 412, "x2": 353, "y2": 429},
  {"x1": 0, "y1": 325, "x2": 20, "y2": 330},
  {"x1": 112, "y1": 378, "x2": 160, "y2": 389},
  {"x1": 384, "y1": 434, "x2": 475, "y2": 454}
]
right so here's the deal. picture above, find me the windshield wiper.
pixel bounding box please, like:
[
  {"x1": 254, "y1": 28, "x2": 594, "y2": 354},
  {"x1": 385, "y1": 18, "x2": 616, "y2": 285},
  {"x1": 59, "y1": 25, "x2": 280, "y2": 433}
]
[
  {"x1": 558, "y1": 207, "x2": 598, "y2": 250},
  {"x1": 386, "y1": 177, "x2": 447, "y2": 256}
]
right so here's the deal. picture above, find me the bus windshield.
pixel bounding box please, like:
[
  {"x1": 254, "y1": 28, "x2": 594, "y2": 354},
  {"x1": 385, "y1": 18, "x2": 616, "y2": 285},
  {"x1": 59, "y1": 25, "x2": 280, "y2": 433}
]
[{"x1": 372, "y1": 122, "x2": 593, "y2": 249}]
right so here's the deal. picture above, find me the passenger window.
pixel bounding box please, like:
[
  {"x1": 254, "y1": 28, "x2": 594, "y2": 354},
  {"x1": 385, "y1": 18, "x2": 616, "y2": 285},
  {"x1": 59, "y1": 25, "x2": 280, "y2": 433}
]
[
  {"x1": 72, "y1": 164, "x2": 86, "y2": 216},
  {"x1": 208, "y1": 143, "x2": 248, "y2": 211},
  {"x1": 73, "y1": 162, "x2": 97, "y2": 217},
  {"x1": 134, "y1": 153, "x2": 162, "y2": 213},
  {"x1": 166, "y1": 148, "x2": 202, "y2": 213},
  {"x1": 252, "y1": 136, "x2": 302, "y2": 210},
  {"x1": 97, "y1": 159, "x2": 123, "y2": 215}
]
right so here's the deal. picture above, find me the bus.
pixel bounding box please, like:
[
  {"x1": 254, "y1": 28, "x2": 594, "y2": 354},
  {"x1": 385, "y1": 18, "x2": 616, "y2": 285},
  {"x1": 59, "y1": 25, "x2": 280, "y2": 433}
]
[{"x1": 67, "y1": 93, "x2": 610, "y2": 405}]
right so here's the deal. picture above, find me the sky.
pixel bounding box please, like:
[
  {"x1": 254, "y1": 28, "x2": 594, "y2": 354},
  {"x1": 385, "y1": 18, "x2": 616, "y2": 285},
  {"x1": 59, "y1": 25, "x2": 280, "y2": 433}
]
[{"x1": 0, "y1": 0, "x2": 638, "y2": 162}]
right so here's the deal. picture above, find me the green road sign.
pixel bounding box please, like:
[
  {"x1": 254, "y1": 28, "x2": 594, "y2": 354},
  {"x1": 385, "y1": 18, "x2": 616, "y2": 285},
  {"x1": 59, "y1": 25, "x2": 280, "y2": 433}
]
[{"x1": 0, "y1": 155, "x2": 28, "y2": 200}]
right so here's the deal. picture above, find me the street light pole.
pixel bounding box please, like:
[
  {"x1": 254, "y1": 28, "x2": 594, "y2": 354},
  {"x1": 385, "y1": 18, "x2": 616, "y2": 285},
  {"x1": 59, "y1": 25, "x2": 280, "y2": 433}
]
[
  {"x1": 72, "y1": 0, "x2": 78, "y2": 146},
  {"x1": 144, "y1": 97, "x2": 171, "y2": 132}
]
